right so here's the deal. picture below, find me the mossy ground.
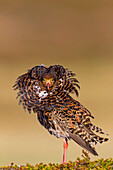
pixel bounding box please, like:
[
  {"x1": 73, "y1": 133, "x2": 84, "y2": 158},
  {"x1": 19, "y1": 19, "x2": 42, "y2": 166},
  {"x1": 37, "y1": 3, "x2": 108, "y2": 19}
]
[{"x1": 0, "y1": 151, "x2": 113, "y2": 170}]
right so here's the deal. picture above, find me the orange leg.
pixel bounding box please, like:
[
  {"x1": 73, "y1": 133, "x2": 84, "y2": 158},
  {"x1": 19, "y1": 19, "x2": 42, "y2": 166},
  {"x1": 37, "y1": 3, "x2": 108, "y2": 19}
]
[{"x1": 62, "y1": 138, "x2": 68, "y2": 164}]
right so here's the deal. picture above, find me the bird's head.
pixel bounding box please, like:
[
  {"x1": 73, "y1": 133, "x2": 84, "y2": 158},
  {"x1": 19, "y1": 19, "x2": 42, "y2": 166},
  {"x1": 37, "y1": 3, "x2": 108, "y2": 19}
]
[
  {"x1": 42, "y1": 73, "x2": 56, "y2": 90},
  {"x1": 42, "y1": 77, "x2": 55, "y2": 90}
]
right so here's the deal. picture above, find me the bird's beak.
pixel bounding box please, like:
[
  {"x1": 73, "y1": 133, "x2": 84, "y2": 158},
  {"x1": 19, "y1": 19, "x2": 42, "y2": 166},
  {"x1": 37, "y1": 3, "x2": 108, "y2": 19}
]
[{"x1": 46, "y1": 81, "x2": 50, "y2": 90}]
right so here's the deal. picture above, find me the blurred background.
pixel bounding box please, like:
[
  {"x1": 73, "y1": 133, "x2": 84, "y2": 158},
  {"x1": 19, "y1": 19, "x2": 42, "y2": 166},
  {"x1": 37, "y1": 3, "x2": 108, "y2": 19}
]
[{"x1": 0, "y1": 0, "x2": 113, "y2": 166}]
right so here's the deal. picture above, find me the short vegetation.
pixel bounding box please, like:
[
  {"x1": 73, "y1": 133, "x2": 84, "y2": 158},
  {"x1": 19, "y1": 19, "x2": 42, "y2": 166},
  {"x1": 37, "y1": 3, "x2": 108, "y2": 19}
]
[{"x1": 0, "y1": 150, "x2": 113, "y2": 170}]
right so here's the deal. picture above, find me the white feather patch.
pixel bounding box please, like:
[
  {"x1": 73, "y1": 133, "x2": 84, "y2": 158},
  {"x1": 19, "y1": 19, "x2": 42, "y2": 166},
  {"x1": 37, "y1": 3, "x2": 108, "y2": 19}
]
[
  {"x1": 59, "y1": 78, "x2": 63, "y2": 86},
  {"x1": 36, "y1": 90, "x2": 48, "y2": 99},
  {"x1": 35, "y1": 85, "x2": 48, "y2": 101}
]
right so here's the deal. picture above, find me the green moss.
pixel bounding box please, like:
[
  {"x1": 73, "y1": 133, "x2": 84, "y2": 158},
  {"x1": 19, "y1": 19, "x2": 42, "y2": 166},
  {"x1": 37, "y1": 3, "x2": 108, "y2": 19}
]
[{"x1": 0, "y1": 151, "x2": 113, "y2": 169}]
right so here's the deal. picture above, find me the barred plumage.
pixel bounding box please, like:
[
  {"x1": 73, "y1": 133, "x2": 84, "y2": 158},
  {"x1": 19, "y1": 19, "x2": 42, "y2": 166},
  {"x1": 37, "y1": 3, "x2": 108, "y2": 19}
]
[{"x1": 13, "y1": 65, "x2": 109, "y2": 160}]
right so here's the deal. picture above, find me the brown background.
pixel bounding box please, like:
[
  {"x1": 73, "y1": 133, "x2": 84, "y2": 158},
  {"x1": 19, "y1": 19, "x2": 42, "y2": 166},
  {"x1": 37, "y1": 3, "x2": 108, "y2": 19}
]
[{"x1": 0, "y1": 0, "x2": 113, "y2": 166}]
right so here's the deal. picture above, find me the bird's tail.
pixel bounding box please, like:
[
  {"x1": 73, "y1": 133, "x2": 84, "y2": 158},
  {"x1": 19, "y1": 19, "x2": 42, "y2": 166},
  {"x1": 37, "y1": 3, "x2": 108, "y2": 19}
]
[
  {"x1": 68, "y1": 124, "x2": 109, "y2": 156},
  {"x1": 68, "y1": 131, "x2": 98, "y2": 156}
]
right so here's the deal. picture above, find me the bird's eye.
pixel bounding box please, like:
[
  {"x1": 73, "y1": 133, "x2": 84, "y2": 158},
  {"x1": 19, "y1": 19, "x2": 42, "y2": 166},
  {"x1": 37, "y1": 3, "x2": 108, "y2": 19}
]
[
  {"x1": 52, "y1": 78, "x2": 56, "y2": 82},
  {"x1": 42, "y1": 78, "x2": 46, "y2": 83},
  {"x1": 50, "y1": 78, "x2": 56, "y2": 84}
]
